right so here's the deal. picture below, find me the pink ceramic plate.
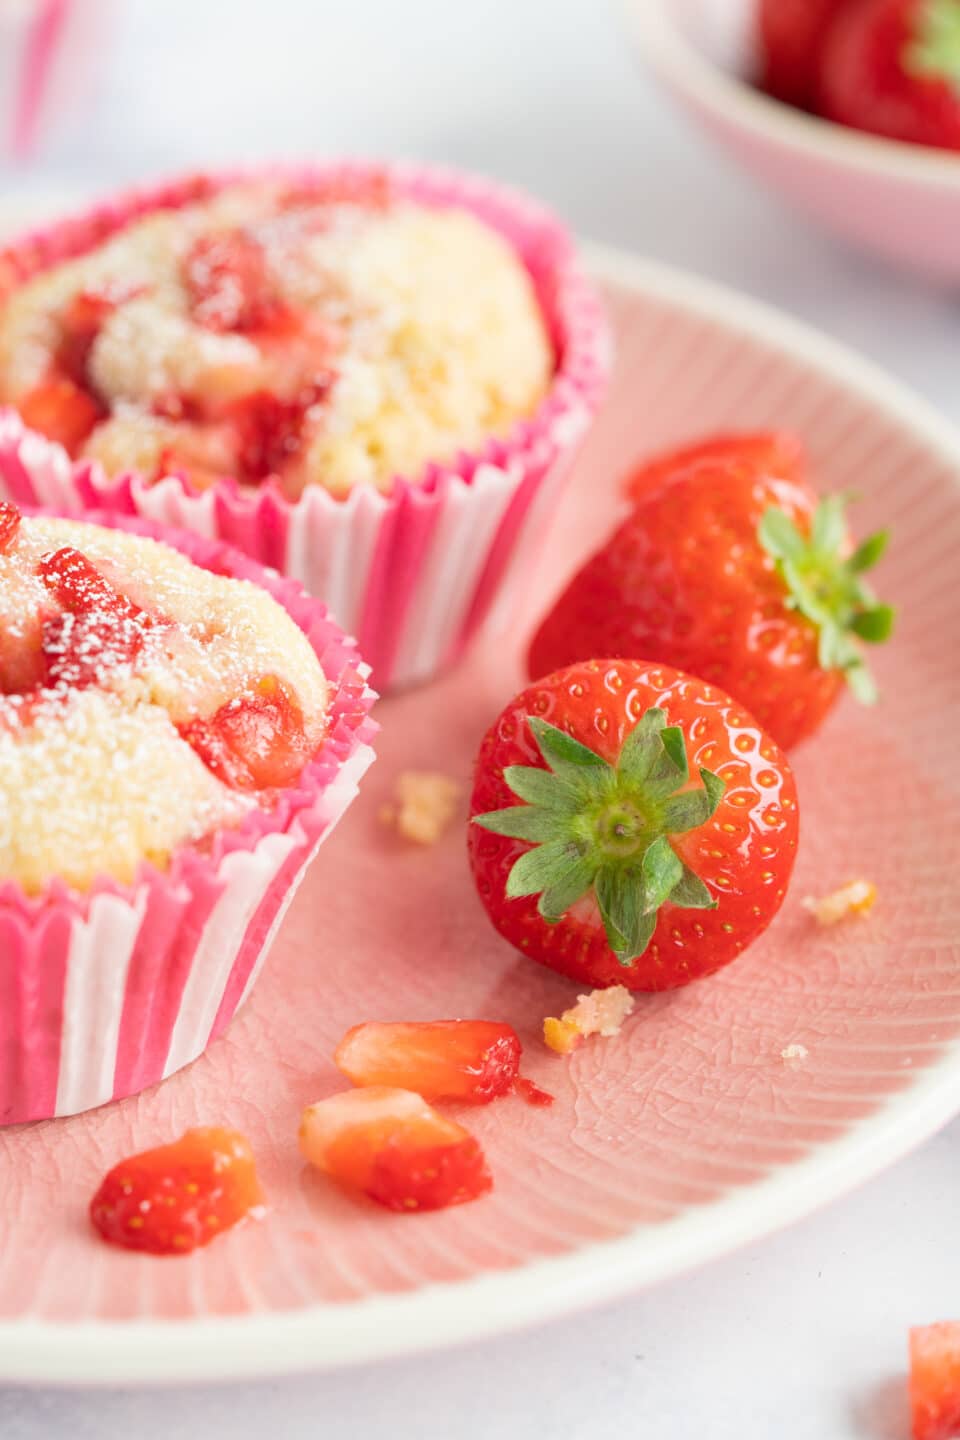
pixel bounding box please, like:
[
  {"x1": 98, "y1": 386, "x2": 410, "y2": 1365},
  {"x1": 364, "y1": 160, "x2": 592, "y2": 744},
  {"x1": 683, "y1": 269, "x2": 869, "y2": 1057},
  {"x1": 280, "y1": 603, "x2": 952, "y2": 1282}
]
[{"x1": 1, "y1": 246, "x2": 958, "y2": 1385}]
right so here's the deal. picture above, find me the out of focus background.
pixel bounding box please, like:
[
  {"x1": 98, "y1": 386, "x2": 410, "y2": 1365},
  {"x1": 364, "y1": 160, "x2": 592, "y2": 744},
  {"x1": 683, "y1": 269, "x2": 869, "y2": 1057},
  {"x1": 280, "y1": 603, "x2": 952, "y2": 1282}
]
[
  {"x1": 1, "y1": 0, "x2": 957, "y2": 420},
  {"x1": 1, "y1": 3, "x2": 958, "y2": 1438}
]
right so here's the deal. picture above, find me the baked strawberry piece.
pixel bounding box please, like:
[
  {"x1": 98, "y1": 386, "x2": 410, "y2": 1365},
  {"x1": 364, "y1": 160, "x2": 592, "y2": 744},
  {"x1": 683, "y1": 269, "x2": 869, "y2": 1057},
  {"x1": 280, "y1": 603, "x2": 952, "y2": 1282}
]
[
  {"x1": 910, "y1": 1323, "x2": 960, "y2": 1440},
  {"x1": 469, "y1": 659, "x2": 798, "y2": 992},
  {"x1": 299, "y1": 1087, "x2": 492, "y2": 1211},
  {"x1": 529, "y1": 435, "x2": 893, "y2": 751},
  {"x1": 758, "y1": 0, "x2": 852, "y2": 108},
  {"x1": 335, "y1": 1020, "x2": 522, "y2": 1103},
  {"x1": 90, "y1": 1127, "x2": 264, "y2": 1255},
  {"x1": 818, "y1": 0, "x2": 960, "y2": 150}
]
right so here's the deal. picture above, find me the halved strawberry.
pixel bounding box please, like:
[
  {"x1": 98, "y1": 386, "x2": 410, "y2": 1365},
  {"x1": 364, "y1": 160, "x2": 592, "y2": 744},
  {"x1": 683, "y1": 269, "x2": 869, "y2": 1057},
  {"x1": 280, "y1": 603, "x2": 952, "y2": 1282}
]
[
  {"x1": 335, "y1": 1020, "x2": 521, "y2": 1104},
  {"x1": 18, "y1": 377, "x2": 102, "y2": 453},
  {"x1": 184, "y1": 229, "x2": 282, "y2": 333},
  {"x1": 625, "y1": 430, "x2": 806, "y2": 503},
  {"x1": 910, "y1": 1323, "x2": 960, "y2": 1440},
  {"x1": 299, "y1": 1087, "x2": 492, "y2": 1212},
  {"x1": 90, "y1": 1127, "x2": 264, "y2": 1255},
  {"x1": 178, "y1": 673, "x2": 312, "y2": 790},
  {"x1": 0, "y1": 500, "x2": 20, "y2": 554}
]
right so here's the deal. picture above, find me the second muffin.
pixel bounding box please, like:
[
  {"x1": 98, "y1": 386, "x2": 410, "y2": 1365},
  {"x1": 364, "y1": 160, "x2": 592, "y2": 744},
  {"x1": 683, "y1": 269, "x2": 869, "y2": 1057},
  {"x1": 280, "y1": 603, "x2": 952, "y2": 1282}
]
[{"x1": 0, "y1": 163, "x2": 608, "y2": 689}]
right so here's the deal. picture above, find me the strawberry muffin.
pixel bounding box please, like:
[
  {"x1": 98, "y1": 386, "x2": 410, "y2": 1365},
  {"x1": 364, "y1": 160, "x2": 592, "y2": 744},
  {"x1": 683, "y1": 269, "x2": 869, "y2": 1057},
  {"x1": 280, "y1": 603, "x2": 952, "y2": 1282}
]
[
  {"x1": 0, "y1": 163, "x2": 607, "y2": 689},
  {"x1": 0, "y1": 499, "x2": 376, "y2": 1125}
]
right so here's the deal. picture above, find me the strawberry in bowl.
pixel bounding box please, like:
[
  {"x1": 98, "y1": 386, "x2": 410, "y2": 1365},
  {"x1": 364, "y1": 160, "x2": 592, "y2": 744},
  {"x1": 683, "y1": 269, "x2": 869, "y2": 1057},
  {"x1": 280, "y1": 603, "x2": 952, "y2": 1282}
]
[
  {"x1": 528, "y1": 433, "x2": 893, "y2": 752},
  {"x1": 758, "y1": 0, "x2": 849, "y2": 108},
  {"x1": 468, "y1": 659, "x2": 798, "y2": 992},
  {"x1": 817, "y1": 0, "x2": 960, "y2": 150}
]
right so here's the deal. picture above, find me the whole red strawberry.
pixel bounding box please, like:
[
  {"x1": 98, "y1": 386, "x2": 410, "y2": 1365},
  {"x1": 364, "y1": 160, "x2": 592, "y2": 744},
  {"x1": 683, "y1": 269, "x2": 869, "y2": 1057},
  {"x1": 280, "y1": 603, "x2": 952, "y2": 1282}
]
[
  {"x1": 528, "y1": 439, "x2": 893, "y2": 751},
  {"x1": 469, "y1": 659, "x2": 798, "y2": 992},
  {"x1": 625, "y1": 429, "x2": 805, "y2": 503},
  {"x1": 818, "y1": 0, "x2": 960, "y2": 149},
  {"x1": 758, "y1": 0, "x2": 852, "y2": 108}
]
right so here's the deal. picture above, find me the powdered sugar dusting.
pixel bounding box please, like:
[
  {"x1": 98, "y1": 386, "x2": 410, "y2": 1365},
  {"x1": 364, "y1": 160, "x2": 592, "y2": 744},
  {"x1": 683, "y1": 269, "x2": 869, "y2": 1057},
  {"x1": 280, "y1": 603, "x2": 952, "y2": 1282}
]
[
  {"x1": 0, "y1": 183, "x2": 553, "y2": 497},
  {"x1": 0, "y1": 513, "x2": 329, "y2": 894}
]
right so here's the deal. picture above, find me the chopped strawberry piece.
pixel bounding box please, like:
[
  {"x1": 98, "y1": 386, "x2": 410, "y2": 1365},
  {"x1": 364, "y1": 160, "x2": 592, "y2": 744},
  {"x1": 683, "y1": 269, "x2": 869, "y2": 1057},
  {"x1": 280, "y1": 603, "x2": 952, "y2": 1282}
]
[
  {"x1": 513, "y1": 1076, "x2": 555, "y2": 1107},
  {"x1": 90, "y1": 1127, "x2": 263, "y2": 1255},
  {"x1": 335, "y1": 1020, "x2": 522, "y2": 1104},
  {"x1": 0, "y1": 500, "x2": 20, "y2": 554},
  {"x1": 37, "y1": 545, "x2": 148, "y2": 623},
  {"x1": 37, "y1": 546, "x2": 155, "y2": 689},
  {"x1": 184, "y1": 229, "x2": 282, "y2": 333},
  {"x1": 18, "y1": 377, "x2": 102, "y2": 453},
  {"x1": 179, "y1": 673, "x2": 312, "y2": 790},
  {"x1": 57, "y1": 284, "x2": 143, "y2": 386},
  {"x1": 151, "y1": 391, "x2": 201, "y2": 423},
  {"x1": 911, "y1": 1324, "x2": 960, "y2": 1440},
  {"x1": 229, "y1": 384, "x2": 329, "y2": 482},
  {"x1": 299, "y1": 1087, "x2": 492, "y2": 1212}
]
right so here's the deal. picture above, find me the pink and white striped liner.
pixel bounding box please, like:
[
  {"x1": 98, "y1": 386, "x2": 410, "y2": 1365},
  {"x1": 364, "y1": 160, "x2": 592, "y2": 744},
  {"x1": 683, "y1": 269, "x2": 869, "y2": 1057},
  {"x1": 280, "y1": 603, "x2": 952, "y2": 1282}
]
[
  {"x1": 0, "y1": 512, "x2": 377, "y2": 1127},
  {"x1": 0, "y1": 162, "x2": 609, "y2": 690}
]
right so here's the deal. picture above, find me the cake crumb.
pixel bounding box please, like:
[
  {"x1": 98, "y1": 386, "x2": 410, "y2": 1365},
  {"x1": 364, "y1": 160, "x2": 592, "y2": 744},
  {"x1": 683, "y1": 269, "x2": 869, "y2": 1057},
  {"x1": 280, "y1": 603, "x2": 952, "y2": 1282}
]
[
  {"x1": 379, "y1": 770, "x2": 461, "y2": 845},
  {"x1": 544, "y1": 985, "x2": 635, "y2": 1055},
  {"x1": 781, "y1": 1043, "x2": 809, "y2": 1064},
  {"x1": 803, "y1": 879, "x2": 877, "y2": 926}
]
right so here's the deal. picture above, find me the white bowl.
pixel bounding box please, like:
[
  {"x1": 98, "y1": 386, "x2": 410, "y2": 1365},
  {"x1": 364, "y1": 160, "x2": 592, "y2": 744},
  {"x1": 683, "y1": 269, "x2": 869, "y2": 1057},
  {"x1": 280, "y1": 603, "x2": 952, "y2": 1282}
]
[{"x1": 623, "y1": 0, "x2": 960, "y2": 284}]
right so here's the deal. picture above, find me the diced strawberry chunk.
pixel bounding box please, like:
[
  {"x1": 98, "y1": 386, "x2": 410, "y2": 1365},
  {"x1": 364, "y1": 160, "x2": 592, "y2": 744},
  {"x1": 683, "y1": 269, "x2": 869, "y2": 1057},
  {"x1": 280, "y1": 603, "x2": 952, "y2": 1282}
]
[
  {"x1": 911, "y1": 1323, "x2": 960, "y2": 1440},
  {"x1": 184, "y1": 229, "x2": 282, "y2": 333},
  {"x1": 178, "y1": 673, "x2": 312, "y2": 791},
  {"x1": 90, "y1": 1127, "x2": 264, "y2": 1255},
  {"x1": 625, "y1": 431, "x2": 806, "y2": 502},
  {"x1": 37, "y1": 546, "x2": 155, "y2": 689},
  {"x1": 37, "y1": 545, "x2": 149, "y2": 623},
  {"x1": 299, "y1": 1087, "x2": 492, "y2": 1212},
  {"x1": 335, "y1": 1020, "x2": 522, "y2": 1104},
  {"x1": 57, "y1": 284, "x2": 143, "y2": 386},
  {"x1": 18, "y1": 377, "x2": 103, "y2": 453},
  {"x1": 0, "y1": 500, "x2": 20, "y2": 554},
  {"x1": 229, "y1": 383, "x2": 330, "y2": 482}
]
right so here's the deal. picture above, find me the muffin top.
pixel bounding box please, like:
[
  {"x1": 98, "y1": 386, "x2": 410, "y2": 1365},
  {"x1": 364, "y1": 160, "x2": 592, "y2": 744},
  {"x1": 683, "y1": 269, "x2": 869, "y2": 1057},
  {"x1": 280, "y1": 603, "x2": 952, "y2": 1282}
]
[
  {"x1": 0, "y1": 179, "x2": 554, "y2": 498},
  {"x1": 0, "y1": 504, "x2": 329, "y2": 894}
]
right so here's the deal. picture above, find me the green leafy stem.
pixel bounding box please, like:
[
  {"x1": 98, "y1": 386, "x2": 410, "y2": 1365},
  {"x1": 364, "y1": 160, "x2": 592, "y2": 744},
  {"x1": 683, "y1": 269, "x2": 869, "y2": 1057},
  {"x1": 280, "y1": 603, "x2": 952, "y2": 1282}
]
[{"x1": 473, "y1": 710, "x2": 726, "y2": 966}]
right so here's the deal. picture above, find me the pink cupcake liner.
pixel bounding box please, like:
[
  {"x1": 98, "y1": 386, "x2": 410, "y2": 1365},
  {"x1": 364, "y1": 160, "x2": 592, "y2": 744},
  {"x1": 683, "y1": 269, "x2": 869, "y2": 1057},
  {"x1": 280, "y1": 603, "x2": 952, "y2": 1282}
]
[
  {"x1": 0, "y1": 509, "x2": 377, "y2": 1127},
  {"x1": 0, "y1": 161, "x2": 609, "y2": 690}
]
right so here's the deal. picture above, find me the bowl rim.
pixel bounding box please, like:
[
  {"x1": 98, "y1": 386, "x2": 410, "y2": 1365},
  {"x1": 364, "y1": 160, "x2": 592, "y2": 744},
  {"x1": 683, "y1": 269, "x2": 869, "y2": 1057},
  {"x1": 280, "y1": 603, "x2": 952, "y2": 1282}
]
[{"x1": 622, "y1": 0, "x2": 960, "y2": 191}]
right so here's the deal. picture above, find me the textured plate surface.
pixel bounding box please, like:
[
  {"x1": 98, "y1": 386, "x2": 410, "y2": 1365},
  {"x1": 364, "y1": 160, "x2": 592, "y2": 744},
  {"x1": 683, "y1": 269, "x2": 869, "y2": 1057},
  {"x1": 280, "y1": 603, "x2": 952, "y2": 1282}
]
[{"x1": 1, "y1": 246, "x2": 959, "y2": 1384}]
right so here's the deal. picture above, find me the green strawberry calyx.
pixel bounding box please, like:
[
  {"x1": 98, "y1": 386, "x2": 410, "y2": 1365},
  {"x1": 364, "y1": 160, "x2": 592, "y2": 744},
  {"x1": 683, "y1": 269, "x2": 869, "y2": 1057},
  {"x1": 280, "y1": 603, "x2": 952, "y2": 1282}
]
[
  {"x1": 471, "y1": 710, "x2": 726, "y2": 967},
  {"x1": 758, "y1": 494, "x2": 894, "y2": 705},
  {"x1": 904, "y1": 0, "x2": 960, "y2": 87}
]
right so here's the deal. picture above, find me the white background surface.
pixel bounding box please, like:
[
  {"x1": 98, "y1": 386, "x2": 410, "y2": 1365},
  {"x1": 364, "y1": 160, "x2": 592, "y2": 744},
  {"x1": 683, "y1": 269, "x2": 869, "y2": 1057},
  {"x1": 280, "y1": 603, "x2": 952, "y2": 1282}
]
[{"x1": 1, "y1": 2, "x2": 958, "y2": 1436}]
